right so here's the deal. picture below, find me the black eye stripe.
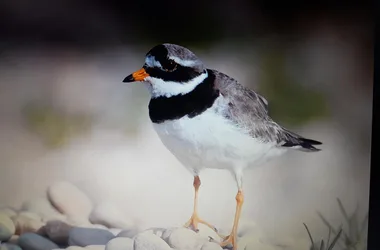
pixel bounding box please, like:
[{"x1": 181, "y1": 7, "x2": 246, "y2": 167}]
[{"x1": 160, "y1": 58, "x2": 177, "y2": 71}]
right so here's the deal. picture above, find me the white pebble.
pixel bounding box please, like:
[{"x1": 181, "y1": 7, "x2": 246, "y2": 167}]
[
  {"x1": 201, "y1": 242, "x2": 223, "y2": 250},
  {"x1": 21, "y1": 198, "x2": 66, "y2": 222},
  {"x1": 0, "y1": 213, "x2": 15, "y2": 241},
  {"x1": 47, "y1": 181, "x2": 93, "y2": 219},
  {"x1": 197, "y1": 224, "x2": 223, "y2": 243},
  {"x1": 106, "y1": 237, "x2": 133, "y2": 250},
  {"x1": 85, "y1": 245, "x2": 105, "y2": 250},
  {"x1": 134, "y1": 233, "x2": 172, "y2": 250},
  {"x1": 11, "y1": 214, "x2": 45, "y2": 235},
  {"x1": 89, "y1": 203, "x2": 135, "y2": 230},
  {"x1": 18, "y1": 212, "x2": 42, "y2": 222},
  {"x1": 167, "y1": 227, "x2": 205, "y2": 250}
]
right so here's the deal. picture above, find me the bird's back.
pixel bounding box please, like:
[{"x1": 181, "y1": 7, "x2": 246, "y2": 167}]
[{"x1": 210, "y1": 69, "x2": 322, "y2": 151}]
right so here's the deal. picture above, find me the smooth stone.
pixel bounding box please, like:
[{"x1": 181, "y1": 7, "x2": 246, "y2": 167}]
[
  {"x1": 197, "y1": 224, "x2": 223, "y2": 243},
  {"x1": 133, "y1": 233, "x2": 171, "y2": 250},
  {"x1": 11, "y1": 214, "x2": 45, "y2": 235},
  {"x1": 0, "y1": 243, "x2": 23, "y2": 250},
  {"x1": 66, "y1": 217, "x2": 91, "y2": 227},
  {"x1": 18, "y1": 212, "x2": 42, "y2": 222},
  {"x1": 47, "y1": 182, "x2": 93, "y2": 219},
  {"x1": 21, "y1": 198, "x2": 66, "y2": 222},
  {"x1": 44, "y1": 220, "x2": 74, "y2": 245},
  {"x1": 167, "y1": 227, "x2": 205, "y2": 250},
  {"x1": 105, "y1": 237, "x2": 133, "y2": 250},
  {"x1": 85, "y1": 224, "x2": 108, "y2": 230},
  {"x1": 0, "y1": 213, "x2": 15, "y2": 241},
  {"x1": 89, "y1": 203, "x2": 135, "y2": 230},
  {"x1": 142, "y1": 227, "x2": 166, "y2": 238},
  {"x1": 116, "y1": 228, "x2": 139, "y2": 239},
  {"x1": 68, "y1": 227, "x2": 114, "y2": 247},
  {"x1": 160, "y1": 228, "x2": 176, "y2": 243},
  {"x1": 200, "y1": 242, "x2": 223, "y2": 250},
  {"x1": 84, "y1": 245, "x2": 105, "y2": 250},
  {"x1": 66, "y1": 247, "x2": 84, "y2": 250},
  {"x1": 18, "y1": 233, "x2": 59, "y2": 250}
]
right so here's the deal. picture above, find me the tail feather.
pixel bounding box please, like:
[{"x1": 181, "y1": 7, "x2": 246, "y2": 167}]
[{"x1": 280, "y1": 129, "x2": 322, "y2": 152}]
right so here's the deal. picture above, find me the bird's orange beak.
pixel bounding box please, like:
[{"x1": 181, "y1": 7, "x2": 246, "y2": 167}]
[{"x1": 123, "y1": 68, "x2": 150, "y2": 82}]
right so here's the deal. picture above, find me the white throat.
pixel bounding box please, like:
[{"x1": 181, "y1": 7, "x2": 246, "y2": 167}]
[{"x1": 144, "y1": 71, "x2": 208, "y2": 98}]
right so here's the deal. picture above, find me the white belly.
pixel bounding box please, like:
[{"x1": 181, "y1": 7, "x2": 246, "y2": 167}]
[{"x1": 152, "y1": 107, "x2": 286, "y2": 175}]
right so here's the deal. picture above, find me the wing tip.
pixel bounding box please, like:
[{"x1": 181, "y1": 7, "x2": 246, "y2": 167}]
[{"x1": 282, "y1": 137, "x2": 323, "y2": 152}]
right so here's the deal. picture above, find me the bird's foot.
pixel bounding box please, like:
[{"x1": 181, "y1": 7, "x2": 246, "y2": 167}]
[
  {"x1": 184, "y1": 213, "x2": 225, "y2": 238},
  {"x1": 220, "y1": 233, "x2": 237, "y2": 250}
]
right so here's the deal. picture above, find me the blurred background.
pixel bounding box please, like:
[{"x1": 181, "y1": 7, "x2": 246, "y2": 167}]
[{"x1": 0, "y1": 0, "x2": 373, "y2": 249}]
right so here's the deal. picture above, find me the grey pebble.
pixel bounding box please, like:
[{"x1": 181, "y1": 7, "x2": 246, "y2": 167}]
[
  {"x1": 18, "y1": 233, "x2": 59, "y2": 250},
  {"x1": 0, "y1": 243, "x2": 23, "y2": 250},
  {"x1": 44, "y1": 220, "x2": 73, "y2": 245},
  {"x1": 68, "y1": 227, "x2": 114, "y2": 247}
]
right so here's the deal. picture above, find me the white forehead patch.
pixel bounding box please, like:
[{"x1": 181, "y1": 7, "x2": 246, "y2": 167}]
[
  {"x1": 168, "y1": 56, "x2": 197, "y2": 67},
  {"x1": 144, "y1": 71, "x2": 208, "y2": 98},
  {"x1": 145, "y1": 56, "x2": 162, "y2": 68}
]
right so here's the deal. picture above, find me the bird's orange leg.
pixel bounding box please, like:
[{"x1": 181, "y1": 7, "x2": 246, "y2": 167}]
[
  {"x1": 184, "y1": 176, "x2": 224, "y2": 237},
  {"x1": 220, "y1": 189, "x2": 244, "y2": 250}
]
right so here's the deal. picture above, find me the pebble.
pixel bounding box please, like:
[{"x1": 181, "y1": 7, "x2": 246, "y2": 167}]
[
  {"x1": 160, "y1": 228, "x2": 176, "y2": 243},
  {"x1": 18, "y1": 212, "x2": 42, "y2": 222},
  {"x1": 66, "y1": 247, "x2": 84, "y2": 250},
  {"x1": 200, "y1": 242, "x2": 223, "y2": 250},
  {"x1": 68, "y1": 227, "x2": 114, "y2": 247},
  {"x1": 85, "y1": 224, "x2": 108, "y2": 230},
  {"x1": 167, "y1": 227, "x2": 205, "y2": 250},
  {"x1": 84, "y1": 245, "x2": 105, "y2": 250},
  {"x1": 105, "y1": 237, "x2": 133, "y2": 250},
  {"x1": 44, "y1": 220, "x2": 73, "y2": 245},
  {"x1": 0, "y1": 243, "x2": 23, "y2": 250},
  {"x1": 0, "y1": 213, "x2": 15, "y2": 241},
  {"x1": 66, "y1": 217, "x2": 92, "y2": 227},
  {"x1": 18, "y1": 232, "x2": 59, "y2": 250},
  {"x1": 21, "y1": 198, "x2": 66, "y2": 222},
  {"x1": 47, "y1": 182, "x2": 93, "y2": 219},
  {"x1": 133, "y1": 233, "x2": 172, "y2": 250},
  {"x1": 142, "y1": 227, "x2": 166, "y2": 238},
  {"x1": 89, "y1": 203, "x2": 135, "y2": 230},
  {"x1": 11, "y1": 214, "x2": 45, "y2": 235},
  {"x1": 116, "y1": 228, "x2": 139, "y2": 239},
  {"x1": 196, "y1": 224, "x2": 223, "y2": 243}
]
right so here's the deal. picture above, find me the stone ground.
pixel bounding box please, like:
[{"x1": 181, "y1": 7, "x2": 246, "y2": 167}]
[{"x1": 0, "y1": 181, "x2": 310, "y2": 250}]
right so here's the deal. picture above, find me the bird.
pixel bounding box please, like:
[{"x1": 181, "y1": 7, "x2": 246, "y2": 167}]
[{"x1": 122, "y1": 43, "x2": 322, "y2": 250}]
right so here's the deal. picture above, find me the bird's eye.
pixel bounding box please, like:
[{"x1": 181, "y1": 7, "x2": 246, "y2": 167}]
[{"x1": 163, "y1": 59, "x2": 177, "y2": 72}]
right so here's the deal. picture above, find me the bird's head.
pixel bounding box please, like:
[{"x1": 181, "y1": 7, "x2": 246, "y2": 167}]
[{"x1": 123, "y1": 43, "x2": 208, "y2": 98}]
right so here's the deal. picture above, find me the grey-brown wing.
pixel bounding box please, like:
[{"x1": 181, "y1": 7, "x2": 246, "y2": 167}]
[{"x1": 211, "y1": 69, "x2": 322, "y2": 151}]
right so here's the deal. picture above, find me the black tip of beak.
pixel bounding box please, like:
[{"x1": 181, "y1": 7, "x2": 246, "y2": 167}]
[{"x1": 122, "y1": 74, "x2": 134, "y2": 83}]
